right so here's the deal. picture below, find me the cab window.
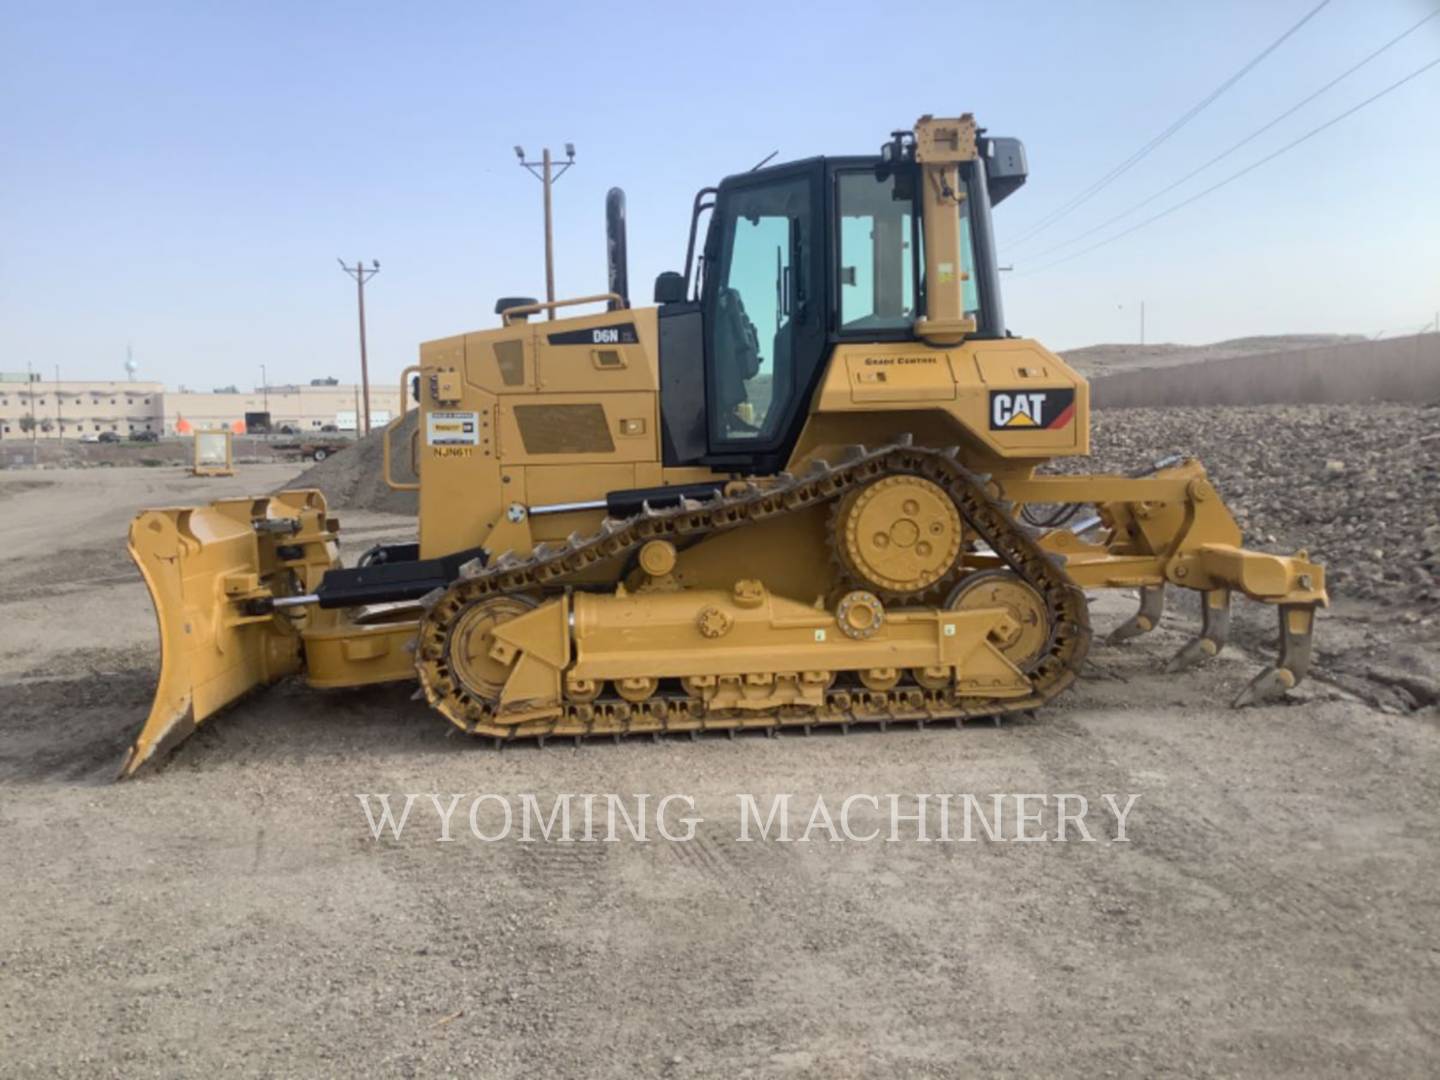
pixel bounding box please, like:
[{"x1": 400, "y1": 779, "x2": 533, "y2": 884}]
[
  {"x1": 960, "y1": 207, "x2": 979, "y2": 317},
  {"x1": 837, "y1": 170, "x2": 916, "y2": 331}
]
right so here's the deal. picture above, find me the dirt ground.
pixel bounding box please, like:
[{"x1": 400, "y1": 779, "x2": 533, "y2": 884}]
[{"x1": 2, "y1": 464, "x2": 1438, "y2": 1078}]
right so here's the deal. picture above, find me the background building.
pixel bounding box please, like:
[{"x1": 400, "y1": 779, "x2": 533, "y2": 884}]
[
  {"x1": 163, "y1": 383, "x2": 401, "y2": 435},
  {"x1": 0, "y1": 374, "x2": 401, "y2": 439},
  {"x1": 0, "y1": 376, "x2": 165, "y2": 439}
]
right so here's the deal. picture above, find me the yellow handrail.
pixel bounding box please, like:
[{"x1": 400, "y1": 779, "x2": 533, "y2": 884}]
[
  {"x1": 383, "y1": 365, "x2": 421, "y2": 492},
  {"x1": 501, "y1": 293, "x2": 626, "y2": 325}
]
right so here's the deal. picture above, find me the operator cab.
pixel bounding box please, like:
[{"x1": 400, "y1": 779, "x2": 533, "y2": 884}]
[{"x1": 656, "y1": 133, "x2": 1028, "y2": 473}]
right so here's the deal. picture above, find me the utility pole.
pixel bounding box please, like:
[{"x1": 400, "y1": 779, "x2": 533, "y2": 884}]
[
  {"x1": 337, "y1": 259, "x2": 380, "y2": 435},
  {"x1": 515, "y1": 143, "x2": 576, "y2": 319},
  {"x1": 55, "y1": 364, "x2": 63, "y2": 443},
  {"x1": 260, "y1": 363, "x2": 269, "y2": 422},
  {"x1": 1121, "y1": 301, "x2": 1147, "y2": 344}
]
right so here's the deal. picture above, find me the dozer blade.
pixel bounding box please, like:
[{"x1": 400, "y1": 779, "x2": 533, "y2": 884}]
[{"x1": 122, "y1": 492, "x2": 334, "y2": 778}]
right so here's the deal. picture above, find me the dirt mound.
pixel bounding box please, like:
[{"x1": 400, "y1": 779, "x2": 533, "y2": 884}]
[
  {"x1": 290, "y1": 412, "x2": 418, "y2": 516},
  {"x1": 1062, "y1": 333, "x2": 1366, "y2": 376}
]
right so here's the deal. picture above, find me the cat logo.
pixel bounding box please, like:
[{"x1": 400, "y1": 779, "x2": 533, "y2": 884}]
[{"x1": 989, "y1": 389, "x2": 1077, "y2": 430}]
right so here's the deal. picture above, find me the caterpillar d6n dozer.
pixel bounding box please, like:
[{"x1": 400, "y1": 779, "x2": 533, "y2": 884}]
[{"x1": 122, "y1": 115, "x2": 1328, "y2": 777}]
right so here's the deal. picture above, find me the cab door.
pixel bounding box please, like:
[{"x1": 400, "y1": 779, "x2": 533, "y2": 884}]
[{"x1": 702, "y1": 161, "x2": 826, "y2": 468}]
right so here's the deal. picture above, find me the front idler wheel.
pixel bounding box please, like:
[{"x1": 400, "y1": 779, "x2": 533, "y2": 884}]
[{"x1": 946, "y1": 570, "x2": 1053, "y2": 672}]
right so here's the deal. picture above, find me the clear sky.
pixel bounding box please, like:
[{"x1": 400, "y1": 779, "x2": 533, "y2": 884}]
[{"x1": 2, "y1": 0, "x2": 1437, "y2": 390}]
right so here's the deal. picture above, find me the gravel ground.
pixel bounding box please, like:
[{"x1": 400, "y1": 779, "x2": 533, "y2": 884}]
[{"x1": 292, "y1": 412, "x2": 418, "y2": 515}]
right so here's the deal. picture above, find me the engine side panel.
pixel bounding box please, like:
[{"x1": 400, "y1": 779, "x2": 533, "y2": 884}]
[
  {"x1": 416, "y1": 307, "x2": 672, "y2": 559},
  {"x1": 803, "y1": 338, "x2": 1090, "y2": 464}
]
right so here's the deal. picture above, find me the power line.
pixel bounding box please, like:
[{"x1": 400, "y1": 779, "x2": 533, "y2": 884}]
[
  {"x1": 1009, "y1": 0, "x2": 1332, "y2": 248},
  {"x1": 1020, "y1": 55, "x2": 1440, "y2": 277},
  {"x1": 1027, "y1": 9, "x2": 1440, "y2": 261}
]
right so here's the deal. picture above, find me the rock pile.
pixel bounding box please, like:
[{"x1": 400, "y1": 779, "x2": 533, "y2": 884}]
[{"x1": 1053, "y1": 402, "x2": 1440, "y2": 612}]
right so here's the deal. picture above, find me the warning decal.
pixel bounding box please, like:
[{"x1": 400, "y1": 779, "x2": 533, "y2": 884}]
[{"x1": 427, "y1": 410, "x2": 481, "y2": 446}]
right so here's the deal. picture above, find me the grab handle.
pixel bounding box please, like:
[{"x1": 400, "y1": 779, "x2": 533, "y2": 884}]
[{"x1": 383, "y1": 365, "x2": 421, "y2": 492}]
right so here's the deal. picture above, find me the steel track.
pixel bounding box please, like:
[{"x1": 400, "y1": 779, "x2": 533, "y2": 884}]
[{"x1": 414, "y1": 439, "x2": 1093, "y2": 740}]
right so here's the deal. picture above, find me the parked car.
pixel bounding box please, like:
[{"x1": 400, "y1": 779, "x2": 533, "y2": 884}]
[
  {"x1": 97, "y1": 431, "x2": 122, "y2": 443},
  {"x1": 320, "y1": 424, "x2": 339, "y2": 433},
  {"x1": 130, "y1": 430, "x2": 159, "y2": 443},
  {"x1": 79, "y1": 433, "x2": 100, "y2": 444}
]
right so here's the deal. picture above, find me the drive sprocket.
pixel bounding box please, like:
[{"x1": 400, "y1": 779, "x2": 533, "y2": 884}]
[{"x1": 833, "y1": 473, "x2": 963, "y2": 597}]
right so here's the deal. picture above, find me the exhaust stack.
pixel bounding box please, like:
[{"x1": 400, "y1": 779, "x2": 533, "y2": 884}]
[{"x1": 606, "y1": 187, "x2": 629, "y2": 309}]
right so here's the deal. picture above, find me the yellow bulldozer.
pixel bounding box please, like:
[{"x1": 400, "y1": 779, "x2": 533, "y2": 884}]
[{"x1": 122, "y1": 115, "x2": 1327, "y2": 777}]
